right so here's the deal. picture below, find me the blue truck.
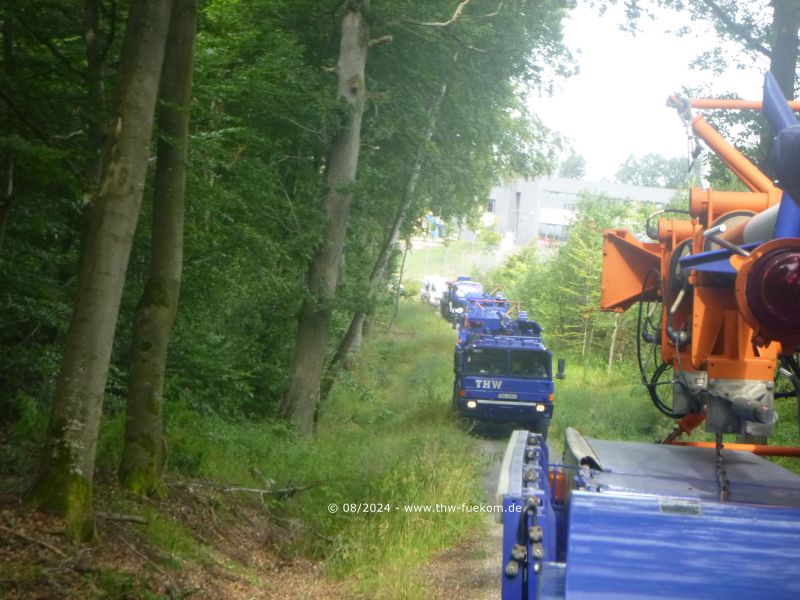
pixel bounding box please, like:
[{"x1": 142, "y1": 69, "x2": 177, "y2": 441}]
[
  {"x1": 440, "y1": 276, "x2": 486, "y2": 325},
  {"x1": 453, "y1": 308, "x2": 559, "y2": 435},
  {"x1": 497, "y1": 72, "x2": 800, "y2": 599}
]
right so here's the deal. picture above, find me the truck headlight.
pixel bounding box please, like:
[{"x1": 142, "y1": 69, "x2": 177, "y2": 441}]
[{"x1": 466, "y1": 400, "x2": 477, "y2": 409}]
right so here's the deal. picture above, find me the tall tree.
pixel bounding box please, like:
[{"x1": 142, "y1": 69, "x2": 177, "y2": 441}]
[
  {"x1": 120, "y1": 0, "x2": 196, "y2": 496},
  {"x1": 27, "y1": 0, "x2": 174, "y2": 541},
  {"x1": 332, "y1": 79, "x2": 449, "y2": 369},
  {"x1": 616, "y1": 153, "x2": 687, "y2": 188},
  {"x1": 558, "y1": 153, "x2": 586, "y2": 180},
  {"x1": 282, "y1": 0, "x2": 371, "y2": 438},
  {"x1": 323, "y1": 0, "x2": 570, "y2": 400},
  {"x1": 630, "y1": 1, "x2": 800, "y2": 158}
]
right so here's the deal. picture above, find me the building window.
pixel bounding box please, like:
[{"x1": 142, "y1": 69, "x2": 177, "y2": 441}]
[
  {"x1": 538, "y1": 222, "x2": 568, "y2": 241},
  {"x1": 487, "y1": 198, "x2": 496, "y2": 213}
]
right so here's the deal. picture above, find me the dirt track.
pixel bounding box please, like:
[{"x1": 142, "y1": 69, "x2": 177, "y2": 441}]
[{"x1": 424, "y1": 429, "x2": 511, "y2": 599}]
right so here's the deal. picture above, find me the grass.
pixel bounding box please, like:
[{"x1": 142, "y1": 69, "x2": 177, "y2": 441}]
[
  {"x1": 139, "y1": 300, "x2": 486, "y2": 598},
  {"x1": 547, "y1": 356, "x2": 800, "y2": 474},
  {"x1": 547, "y1": 358, "x2": 675, "y2": 459},
  {"x1": 5, "y1": 297, "x2": 799, "y2": 597}
]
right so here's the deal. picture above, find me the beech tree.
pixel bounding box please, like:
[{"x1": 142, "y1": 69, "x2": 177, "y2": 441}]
[
  {"x1": 27, "y1": 0, "x2": 174, "y2": 540},
  {"x1": 282, "y1": 0, "x2": 372, "y2": 438},
  {"x1": 626, "y1": 1, "x2": 800, "y2": 159},
  {"x1": 120, "y1": 0, "x2": 196, "y2": 496}
]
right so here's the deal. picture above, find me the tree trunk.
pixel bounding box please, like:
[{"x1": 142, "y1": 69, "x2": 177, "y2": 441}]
[
  {"x1": 26, "y1": 0, "x2": 173, "y2": 541},
  {"x1": 332, "y1": 80, "x2": 448, "y2": 368},
  {"x1": 120, "y1": 0, "x2": 195, "y2": 496},
  {"x1": 282, "y1": 1, "x2": 370, "y2": 438}
]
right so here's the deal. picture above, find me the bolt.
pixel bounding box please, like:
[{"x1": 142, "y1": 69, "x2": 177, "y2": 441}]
[
  {"x1": 766, "y1": 381, "x2": 774, "y2": 390},
  {"x1": 745, "y1": 424, "x2": 752, "y2": 434},
  {"x1": 526, "y1": 496, "x2": 541, "y2": 508},
  {"x1": 533, "y1": 563, "x2": 542, "y2": 574},
  {"x1": 511, "y1": 543, "x2": 527, "y2": 561},
  {"x1": 709, "y1": 379, "x2": 716, "y2": 387},
  {"x1": 533, "y1": 545, "x2": 544, "y2": 559},
  {"x1": 529, "y1": 525, "x2": 543, "y2": 542},
  {"x1": 505, "y1": 561, "x2": 519, "y2": 578}
]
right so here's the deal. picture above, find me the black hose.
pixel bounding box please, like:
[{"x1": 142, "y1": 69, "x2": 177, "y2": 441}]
[{"x1": 636, "y1": 268, "x2": 684, "y2": 419}]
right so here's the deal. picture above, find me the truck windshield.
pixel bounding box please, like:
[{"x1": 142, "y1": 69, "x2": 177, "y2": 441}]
[
  {"x1": 464, "y1": 348, "x2": 506, "y2": 376},
  {"x1": 509, "y1": 350, "x2": 550, "y2": 379},
  {"x1": 455, "y1": 282, "x2": 484, "y2": 297}
]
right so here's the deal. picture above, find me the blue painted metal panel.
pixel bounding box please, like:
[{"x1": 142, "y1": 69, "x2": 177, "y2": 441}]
[
  {"x1": 677, "y1": 242, "x2": 761, "y2": 275},
  {"x1": 775, "y1": 191, "x2": 800, "y2": 238},
  {"x1": 763, "y1": 71, "x2": 797, "y2": 133},
  {"x1": 501, "y1": 432, "x2": 558, "y2": 600},
  {"x1": 564, "y1": 490, "x2": 800, "y2": 599},
  {"x1": 474, "y1": 336, "x2": 546, "y2": 350},
  {"x1": 500, "y1": 432, "x2": 800, "y2": 599}
]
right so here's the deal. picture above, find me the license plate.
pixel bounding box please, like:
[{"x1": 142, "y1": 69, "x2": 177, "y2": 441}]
[{"x1": 498, "y1": 393, "x2": 518, "y2": 399}]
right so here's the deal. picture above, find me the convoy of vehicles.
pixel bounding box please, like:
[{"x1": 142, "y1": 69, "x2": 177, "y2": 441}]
[{"x1": 427, "y1": 273, "x2": 560, "y2": 436}]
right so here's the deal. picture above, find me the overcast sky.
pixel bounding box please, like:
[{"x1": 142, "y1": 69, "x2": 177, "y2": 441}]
[{"x1": 531, "y1": 3, "x2": 770, "y2": 181}]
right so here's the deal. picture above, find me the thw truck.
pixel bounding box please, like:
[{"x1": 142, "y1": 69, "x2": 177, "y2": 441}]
[{"x1": 453, "y1": 309, "x2": 561, "y2": 436}]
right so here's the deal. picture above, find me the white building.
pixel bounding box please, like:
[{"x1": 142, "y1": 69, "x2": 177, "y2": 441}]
[{"x1": 474, "y1": 178, "x2": 680, "y2": 247}]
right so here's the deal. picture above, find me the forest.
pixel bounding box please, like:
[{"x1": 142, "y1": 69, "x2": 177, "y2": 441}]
[{"x1": 1, "y1": 0, "x2": 798, "y2": 598}]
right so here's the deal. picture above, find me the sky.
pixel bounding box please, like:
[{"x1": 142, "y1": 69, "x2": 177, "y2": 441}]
[{"x1": 531, "y1": 3, "x2": 770, "y2": 181}]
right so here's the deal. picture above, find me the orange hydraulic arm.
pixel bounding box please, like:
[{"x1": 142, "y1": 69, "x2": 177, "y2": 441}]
[{"x1": 601, "y1": 88, "x2": 800, "y2": 449}]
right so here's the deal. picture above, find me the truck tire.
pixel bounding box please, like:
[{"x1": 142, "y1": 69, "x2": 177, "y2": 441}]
[{"x1": 528, "y1": 418, "x2": 550, "y2": 440}]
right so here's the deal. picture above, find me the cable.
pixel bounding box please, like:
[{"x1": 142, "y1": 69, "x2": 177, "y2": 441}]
[
  {"x1": 645, "y1": 209, "x2": 691, "y2": 241},
  {"x1": 636, "y1": 268, "x2": 683, "y2": 418}
]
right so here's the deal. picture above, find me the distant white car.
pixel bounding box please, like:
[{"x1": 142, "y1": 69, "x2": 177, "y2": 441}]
[{"x1": 420, "y1": 275, "x2": 447, "y2": 307}]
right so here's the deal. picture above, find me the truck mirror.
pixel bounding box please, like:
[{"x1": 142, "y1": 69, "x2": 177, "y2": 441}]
[
  {"x1": 556, "y1": 358, "x2": 566, "y2": 380},
  {"x1": 454, "y1": 349, "x2": 464, "y2": 374}
]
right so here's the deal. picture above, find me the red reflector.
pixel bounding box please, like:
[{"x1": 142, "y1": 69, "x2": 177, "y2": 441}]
[
  {"x1": 459, "y1": 389, "x2": 465, "y2": 397},
  {"x1": 746, "y1": 249, "x2": 800, "y2": 335}
]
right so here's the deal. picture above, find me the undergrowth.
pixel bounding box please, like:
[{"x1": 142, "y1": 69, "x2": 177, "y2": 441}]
[{"x1": 4, "y1": 300, "x2": 799, "y2": 598}]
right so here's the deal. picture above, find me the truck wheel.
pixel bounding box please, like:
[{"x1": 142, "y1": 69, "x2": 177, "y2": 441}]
[{"x1": 528, "y1": 418, "x2": 550, "y2": 440}]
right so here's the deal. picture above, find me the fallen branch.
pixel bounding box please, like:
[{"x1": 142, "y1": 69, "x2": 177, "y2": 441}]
[
  {"x1": 0, "y1": 524, "x2": 68, "y2": 558},
  {"x1": 179, "y1": 479, "x2": 326, "y2": 498},
  {"x1": 222, "y1": 480, "x2": 325, "y2": 497},
  {"x1": 96, "y1": 511, "x2": 148, "y2": 524}
]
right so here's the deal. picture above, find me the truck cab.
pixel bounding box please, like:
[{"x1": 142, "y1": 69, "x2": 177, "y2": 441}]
[
  {"x1": 442, "y1": 278, "x2": 485, "y2": 324},
  {"x1": 454, "y1": 334, "x2": 554, "y2": 434}
]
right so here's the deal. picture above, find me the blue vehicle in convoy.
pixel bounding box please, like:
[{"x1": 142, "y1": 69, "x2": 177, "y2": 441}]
[
  {"x1": 453, "y1": 309, "x2": 559, "y2": 435},
  {"x1": 440, "y1": 276, "x2": 486, "y2": 325}
]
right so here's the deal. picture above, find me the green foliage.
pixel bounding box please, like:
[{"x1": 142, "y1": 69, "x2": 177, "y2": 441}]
[
  {"x1": 548, "y1": 359, "x2": 673, "y2": 458},
  {"x1": 131, "y1": 303, "x2": 483, "y2": 596},
  {"x1": 489, "y1": 193, "x2": 652, "y2": 363},
  {"x1": 616, "y1": 153, "x2": 688, "y2": 189},
  {"x1": 558, "y1": 152, "x2": 586, "y2": 179},
  {"x1": 479, "y1": 227, "x2": 503, "y2": 251}
]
